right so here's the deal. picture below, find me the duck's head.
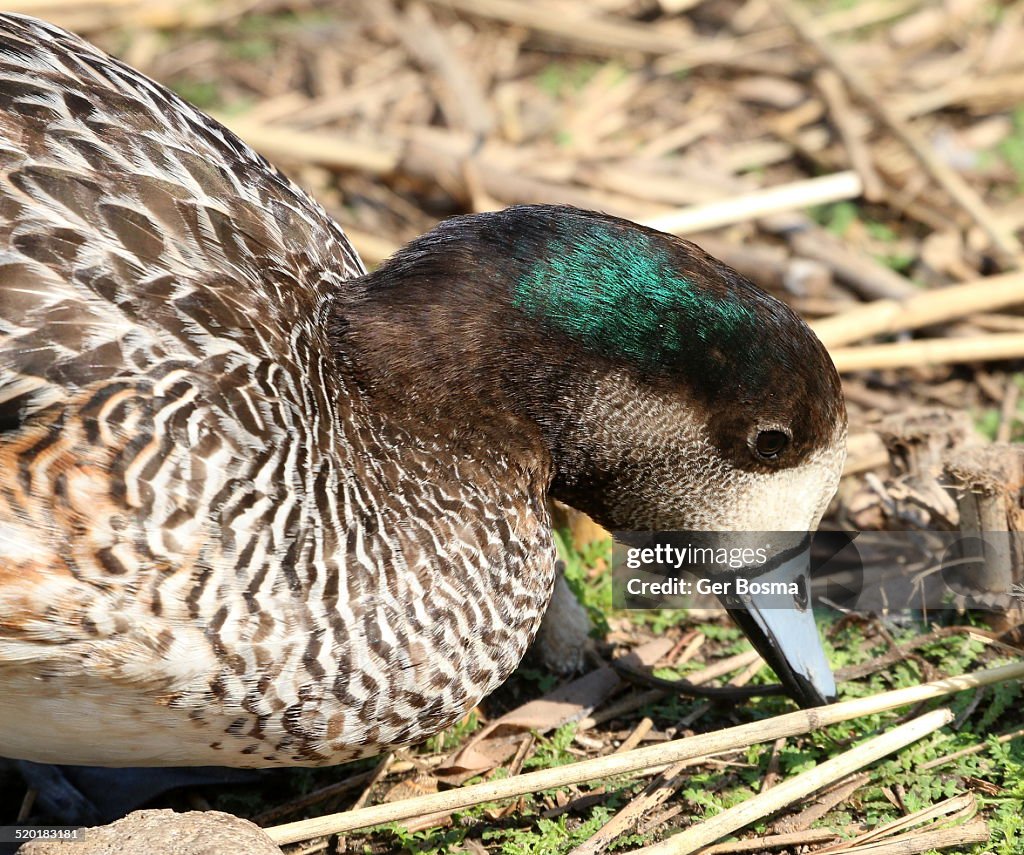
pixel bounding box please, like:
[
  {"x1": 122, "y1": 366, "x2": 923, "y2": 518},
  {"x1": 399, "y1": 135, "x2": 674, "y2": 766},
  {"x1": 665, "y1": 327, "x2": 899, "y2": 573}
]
[{"x1": 340, "y1": 205, "x2": 847, "y2": 708}]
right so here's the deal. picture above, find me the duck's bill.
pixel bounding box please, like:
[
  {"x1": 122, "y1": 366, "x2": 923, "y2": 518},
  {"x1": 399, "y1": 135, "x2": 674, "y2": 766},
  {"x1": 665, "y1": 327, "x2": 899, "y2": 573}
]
[{"x1": 723, "y1": 547, "x2": 837, "y2": 708}]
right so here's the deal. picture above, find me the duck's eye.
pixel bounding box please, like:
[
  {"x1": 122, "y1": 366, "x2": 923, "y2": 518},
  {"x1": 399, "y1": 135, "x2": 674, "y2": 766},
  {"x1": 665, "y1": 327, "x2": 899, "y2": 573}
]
[{"x1": 754, "y1": 429, "x2": 790, "y2": 460}]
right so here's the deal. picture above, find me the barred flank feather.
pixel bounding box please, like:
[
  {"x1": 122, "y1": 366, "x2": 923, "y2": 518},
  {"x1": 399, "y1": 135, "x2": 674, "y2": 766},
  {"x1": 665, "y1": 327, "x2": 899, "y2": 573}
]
[{"x1": 0, "y1": 14, "x2": 556, "y2": 768}]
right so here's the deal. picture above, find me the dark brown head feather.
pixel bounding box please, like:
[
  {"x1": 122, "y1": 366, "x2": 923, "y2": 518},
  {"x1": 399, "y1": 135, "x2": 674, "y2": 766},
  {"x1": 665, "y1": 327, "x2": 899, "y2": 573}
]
[{"x1": 334, "y1": 206, "x2": 846, "y2": 524}]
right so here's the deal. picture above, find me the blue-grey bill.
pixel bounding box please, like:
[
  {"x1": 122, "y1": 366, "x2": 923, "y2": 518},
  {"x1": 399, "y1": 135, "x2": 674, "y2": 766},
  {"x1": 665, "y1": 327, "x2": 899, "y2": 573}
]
[{"x1": 726, "y1": 549, "x2": 837, "y2": 708}]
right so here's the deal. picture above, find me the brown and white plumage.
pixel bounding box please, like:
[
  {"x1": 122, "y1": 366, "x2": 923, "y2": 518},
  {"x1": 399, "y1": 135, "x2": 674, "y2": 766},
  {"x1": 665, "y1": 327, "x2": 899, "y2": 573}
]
[
  {"x1": 0, "y1": 14, "x2": 554, "y2": 766},
  {"x1": 0, "y1": 15, "x2": 849, "y2": 769}
]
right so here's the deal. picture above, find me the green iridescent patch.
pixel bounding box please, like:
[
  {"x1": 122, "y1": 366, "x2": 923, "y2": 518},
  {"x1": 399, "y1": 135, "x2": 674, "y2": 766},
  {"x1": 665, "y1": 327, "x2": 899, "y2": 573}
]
[{"x1": 513, "y1": 224, "x2": 755, "y2": 371}]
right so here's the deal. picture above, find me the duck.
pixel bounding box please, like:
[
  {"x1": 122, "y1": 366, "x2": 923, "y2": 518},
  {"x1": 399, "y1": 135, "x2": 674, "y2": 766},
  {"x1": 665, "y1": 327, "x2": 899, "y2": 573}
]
[{"x1": 0, "y1": 13, "x2": 846, "y2": 772}]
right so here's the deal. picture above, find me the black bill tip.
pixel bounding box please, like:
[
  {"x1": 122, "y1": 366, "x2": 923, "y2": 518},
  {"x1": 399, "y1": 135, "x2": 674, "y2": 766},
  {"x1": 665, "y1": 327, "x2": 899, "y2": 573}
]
[{"x1": 723, "y1": 548, "x2": 837, "y2": 708}]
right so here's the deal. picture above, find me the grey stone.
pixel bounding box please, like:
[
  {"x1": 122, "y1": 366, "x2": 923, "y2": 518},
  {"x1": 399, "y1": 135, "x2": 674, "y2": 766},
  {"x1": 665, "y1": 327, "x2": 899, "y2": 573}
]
[{"x1": 17, "y1": 809, "x2": 282, "y2": 855}]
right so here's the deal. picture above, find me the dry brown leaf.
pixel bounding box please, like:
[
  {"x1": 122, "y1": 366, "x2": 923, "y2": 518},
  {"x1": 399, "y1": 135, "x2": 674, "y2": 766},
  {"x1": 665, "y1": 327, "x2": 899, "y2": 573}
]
[{"x1": 434, "y1": 637, "x2": 674, "y2": 783}]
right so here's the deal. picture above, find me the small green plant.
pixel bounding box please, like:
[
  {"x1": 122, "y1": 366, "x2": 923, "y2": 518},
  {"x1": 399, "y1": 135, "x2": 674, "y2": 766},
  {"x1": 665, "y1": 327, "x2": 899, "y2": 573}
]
[
  {"x1": 535, "y1": 61, "x2": 604, "y2": 97},
  {"x1": 515, "y1": 666, "x2": 560, "y2": 695},
  {"x1": 998, "y1": 106, "x2": 1024, "y2": 191},
  {"x1": 525, "y1": 723, "x2": 579, "y2": 769},
  {"x1": 424, "y1": 710, "x2": 482, "y2": 753},
  {"x1": 169, "y1": 79, "x2": 222, "y2": 110},
  {"x1": 483, "y1": 805, "x2": 618, "y2": 854},
  {"x1": 390, "y1": 823, "x2": 470, "y2": 854},
  {"x1": 808, "y1": 203, "x2": 914, "y2": 272},
  {"x1": 974, "y1": 406, "x2": 1005, "y2": 441},
  {"x1": 814, "y1": 200, "x2": 860, "y2": 236},
  {"x1": 972, "y1": 377, "x2": 1024, "y2": 441},
  {"x1": 552, "y1": 527, "x2": 612, "y2": 634}
]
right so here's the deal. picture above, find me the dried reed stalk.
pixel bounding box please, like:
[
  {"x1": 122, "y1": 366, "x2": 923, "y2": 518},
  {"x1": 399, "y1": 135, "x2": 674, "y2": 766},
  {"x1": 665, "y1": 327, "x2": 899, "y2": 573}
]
[
  {"x1": 833, "y1": 821, "x2": 989, "y2": 854},
  {"x1": 643, "y1": 171, "x2": 863, "y2": 235},
  {"x1": 266, "y1": 661, "x2": 1024, "y2": 844},
  {"x1": 815, "y1": 793, "x2": 977, "y2": 853},
  {"x1": 631, "y1": 708, "x2": 954, "y2": 855},
  {"x1": 568, "y1": 660, "x2": 765, "y2": 855},
  {"x1": 830, "y1": 333, "x2": 1024, "y2": 372},
  {"x1": 699, "y1": 828, "x2": 841, "y2": 854},
  {"x1": 215, "y1": 117, "x2": 401, "y2": 175},
  {"x1": 812, "y1": 271, "x2": 1024, "y2": 348},
  {"x1": 769, "y1": 0, "x2": 1023, "y2": 263}
]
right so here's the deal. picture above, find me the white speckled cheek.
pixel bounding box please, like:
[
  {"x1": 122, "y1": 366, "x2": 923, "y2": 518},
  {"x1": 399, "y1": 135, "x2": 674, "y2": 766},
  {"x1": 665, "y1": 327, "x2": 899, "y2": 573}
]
[
  {"x1": 724, "y1": 427, "x2": 847, "y2": 532},
  {"x1": 585, "y1": 377, "x2": 846, "y2": 533}
]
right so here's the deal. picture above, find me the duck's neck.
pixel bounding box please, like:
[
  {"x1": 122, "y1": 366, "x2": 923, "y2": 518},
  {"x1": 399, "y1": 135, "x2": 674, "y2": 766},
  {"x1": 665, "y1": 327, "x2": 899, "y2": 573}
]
[
  {"x1": 330, "y1": 205, "x2": 771, "y2": 530},
  {"x1": 330, "y1": 270, "x2": 680, "y2": 534},
  {"x1": 333, "y1": 265, "x2": 578, "y2": 484}
]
